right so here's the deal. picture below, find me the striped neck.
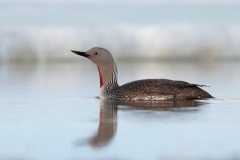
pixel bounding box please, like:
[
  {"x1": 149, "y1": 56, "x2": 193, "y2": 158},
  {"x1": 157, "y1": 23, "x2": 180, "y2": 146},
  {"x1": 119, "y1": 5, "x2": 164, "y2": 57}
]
[
  {"x1": 98, "y1": 60, "x2": 119, "y2": 99},
  {"x1": 97, "y1": 60, "x2": 119, "y2": 90}
]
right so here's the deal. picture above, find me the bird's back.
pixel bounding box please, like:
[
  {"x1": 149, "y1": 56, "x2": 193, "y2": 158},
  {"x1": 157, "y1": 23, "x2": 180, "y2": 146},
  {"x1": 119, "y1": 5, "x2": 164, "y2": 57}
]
[{"x1": 108, "y1": 79, "x2": 213, "y2": 101}]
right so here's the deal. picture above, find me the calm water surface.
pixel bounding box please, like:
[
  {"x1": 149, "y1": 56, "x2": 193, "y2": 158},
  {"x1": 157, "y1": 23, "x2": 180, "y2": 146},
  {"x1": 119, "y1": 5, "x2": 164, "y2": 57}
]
[{"x1": 0, "y1": 61, "x2": 240, "y2": 160}]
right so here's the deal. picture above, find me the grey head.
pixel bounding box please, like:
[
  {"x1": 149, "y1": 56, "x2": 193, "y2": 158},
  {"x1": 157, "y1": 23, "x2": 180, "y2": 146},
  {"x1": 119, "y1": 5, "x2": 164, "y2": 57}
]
[
  {"x1": 71, "y1": 47, "x2": 119, "y2": 91},
  {"x1": 71, "y1": 47, "x2": 114, "y2": 66}
]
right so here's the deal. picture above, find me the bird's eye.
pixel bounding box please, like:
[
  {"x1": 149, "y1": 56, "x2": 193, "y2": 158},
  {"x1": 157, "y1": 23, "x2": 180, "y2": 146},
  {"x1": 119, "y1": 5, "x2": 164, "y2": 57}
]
[{"x1": 94, "y1": 52, "x2": 98, "y2": 55}]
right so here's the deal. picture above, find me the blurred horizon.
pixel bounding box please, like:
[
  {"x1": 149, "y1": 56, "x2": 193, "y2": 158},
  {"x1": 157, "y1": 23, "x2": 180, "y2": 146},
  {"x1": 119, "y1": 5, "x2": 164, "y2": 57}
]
[{"x1": 1, "y1": 0, "x2": 240, "y2": 63}]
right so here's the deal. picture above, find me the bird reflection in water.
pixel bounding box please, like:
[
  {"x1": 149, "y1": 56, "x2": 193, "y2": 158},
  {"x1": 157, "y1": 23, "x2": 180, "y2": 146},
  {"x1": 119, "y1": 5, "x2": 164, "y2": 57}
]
[
  {"x1": 74, "y1": 100, "x2": 207, "y2": 148},
  {"x1": 87, "y1": 100, "x2": 118, "y2": 147}
]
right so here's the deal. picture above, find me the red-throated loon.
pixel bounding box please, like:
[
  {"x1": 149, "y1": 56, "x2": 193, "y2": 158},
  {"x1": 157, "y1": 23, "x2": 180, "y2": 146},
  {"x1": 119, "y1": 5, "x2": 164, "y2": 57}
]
[{"x1": 71, "y1": 47, "x2": 213, "y2": 101}]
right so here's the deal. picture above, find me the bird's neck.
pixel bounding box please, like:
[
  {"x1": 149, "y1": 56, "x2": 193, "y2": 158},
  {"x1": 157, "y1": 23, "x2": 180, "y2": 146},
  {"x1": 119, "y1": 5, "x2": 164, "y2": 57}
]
[{"x1": 97, "y1": 61, "x2": 119, "y2": 90}]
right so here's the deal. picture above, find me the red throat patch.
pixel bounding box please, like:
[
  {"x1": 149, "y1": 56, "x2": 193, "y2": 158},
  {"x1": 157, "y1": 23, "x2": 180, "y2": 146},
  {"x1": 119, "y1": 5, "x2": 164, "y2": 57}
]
[{"x1": 97, "y1": 66, "x2": 103, "y2": 88}]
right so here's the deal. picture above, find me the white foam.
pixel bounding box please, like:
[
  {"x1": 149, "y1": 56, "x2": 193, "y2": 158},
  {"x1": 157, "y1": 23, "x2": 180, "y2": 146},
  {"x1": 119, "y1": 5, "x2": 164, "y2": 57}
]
[{"x1": 1, "y1": 24, "x2": 240, "y2": 61}]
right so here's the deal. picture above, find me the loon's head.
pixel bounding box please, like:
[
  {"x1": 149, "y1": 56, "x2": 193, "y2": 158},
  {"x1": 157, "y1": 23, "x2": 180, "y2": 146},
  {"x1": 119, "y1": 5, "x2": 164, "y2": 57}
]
[
  {"x1": 71, "y1": 47, "x2": 114, "y2": 66},
  {"x1": 71, "y1": 47, "x2": 118, "y2": 91}
]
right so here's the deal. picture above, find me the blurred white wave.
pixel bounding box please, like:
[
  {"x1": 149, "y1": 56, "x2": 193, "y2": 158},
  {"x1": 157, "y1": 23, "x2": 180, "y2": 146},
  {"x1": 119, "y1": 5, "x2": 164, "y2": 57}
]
[{"x1": 1, "y1": 24, "x2": 240, "y2": 62}]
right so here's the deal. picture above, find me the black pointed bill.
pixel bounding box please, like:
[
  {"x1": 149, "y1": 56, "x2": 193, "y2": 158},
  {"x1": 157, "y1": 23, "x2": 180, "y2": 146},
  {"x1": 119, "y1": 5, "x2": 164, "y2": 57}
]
[{"x1": 71, "y1": 50, "x2": 89, "y2": 58}]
